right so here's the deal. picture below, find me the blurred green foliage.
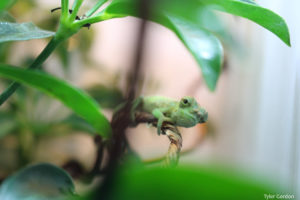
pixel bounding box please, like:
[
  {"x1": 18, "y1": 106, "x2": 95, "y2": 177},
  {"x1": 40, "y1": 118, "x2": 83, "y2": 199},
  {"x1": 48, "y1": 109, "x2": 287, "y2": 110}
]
[
  {"x1": 0, "y1": 162, "x2": 282, "y2": 200},
  {"x1": 106, "y1": 165, "x2": 279, "y2": 200},
  {"x1": 0, "y1": 0, "x2": 291, "y2": 199},
  {"x1": 0, "y1": 0, "x2": 17, "y2": 11},
  {"x1": 0, "y1": 65, "x2": 112, "y2": 138},
  {"x1": 87, "y1": 85, "x2": 125, "y2": 109}
]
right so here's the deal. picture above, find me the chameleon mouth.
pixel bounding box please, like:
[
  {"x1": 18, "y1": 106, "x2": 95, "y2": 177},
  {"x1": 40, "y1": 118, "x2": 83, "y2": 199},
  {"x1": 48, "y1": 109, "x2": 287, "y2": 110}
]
[{"x1": 198, "y1": 111, "x2": 208, "y2": 123}]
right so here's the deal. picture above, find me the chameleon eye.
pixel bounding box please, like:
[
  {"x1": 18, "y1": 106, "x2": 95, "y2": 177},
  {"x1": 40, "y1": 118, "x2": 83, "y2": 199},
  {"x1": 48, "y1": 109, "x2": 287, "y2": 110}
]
[
  {"x1": 183, "y1": 99, "x2": 188, "y2": 104},
  {"x1": 180, "y1": 98, "x2": 190, "y2": 107}
]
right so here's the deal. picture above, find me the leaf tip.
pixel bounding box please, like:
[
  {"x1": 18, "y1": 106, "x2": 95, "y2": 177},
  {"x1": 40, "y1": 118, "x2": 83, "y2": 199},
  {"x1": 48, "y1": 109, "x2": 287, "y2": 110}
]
[
  {"x1": 204, "y1": 77, "x2": 218, "y2": 92},
  {"x1": 285, "y1": 36, "x2": 291, "y2": 47}
]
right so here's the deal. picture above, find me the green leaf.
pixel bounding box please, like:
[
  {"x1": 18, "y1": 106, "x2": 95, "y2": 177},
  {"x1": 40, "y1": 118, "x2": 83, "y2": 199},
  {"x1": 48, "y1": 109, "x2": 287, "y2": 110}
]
[
  {"x1": 0, "y1": 0, "x2": 17, "y2": 11},
  {"x1": 0, "y1": 65, "x2": 112, "y2": 138},
  {"x1": 201, "y1": 0, "x2": 291, "y2": 46},
  {"x1": 105, "y1": 0, "x2": 223, "y2": 90},
  {"x1": 163, "y1": 13, "x2": 223, "y2": 91},
  {"x1": 0, "y1": 11, "x2": 16, "y2": 22},
  {"x1": 107, "y1": 165, "x2": 281, "y2": 200},
  {"x1": 0, "y1": 163, "x2": 75, "y2": 200},
  {"x1": 0, "y1": 22, "x2": 55, "y2": 43},
  {"x1": 238, "y1": 0, "x2": 257, "y2": 5}
]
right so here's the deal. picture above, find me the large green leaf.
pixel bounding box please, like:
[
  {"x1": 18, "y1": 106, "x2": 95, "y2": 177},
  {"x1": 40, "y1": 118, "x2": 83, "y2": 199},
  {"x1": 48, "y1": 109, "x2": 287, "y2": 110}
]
[
  {"x1": 201, "y1": 0, "x2": 291, "y2": 46},
  {"x1": 105, "y1": 0, "x2": 223, "y2": 90},
  {"x1": 0, "y1": 65, "x2": 112, "y2": 138},
  {"x1": 164, "y1": 13, "x2": 223, "y2": 91},
  {"x1": 0, "y1": 22, "x2": 55, "y2": 43},
  {"x1": 107, "y1": 165, "x2": 280, "y2": 200},
  {"x1": 0, "y1": 163, "x2": 75, "y2": 200},
  {"x1": 79, "y1": 163, "x2": 282, "y2": 200}
]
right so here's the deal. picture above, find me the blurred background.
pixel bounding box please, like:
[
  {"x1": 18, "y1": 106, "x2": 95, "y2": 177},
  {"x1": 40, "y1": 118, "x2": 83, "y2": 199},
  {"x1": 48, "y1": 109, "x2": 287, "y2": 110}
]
[{"x1": 0, "y1": 0, "x2": 299, "y2": 197}]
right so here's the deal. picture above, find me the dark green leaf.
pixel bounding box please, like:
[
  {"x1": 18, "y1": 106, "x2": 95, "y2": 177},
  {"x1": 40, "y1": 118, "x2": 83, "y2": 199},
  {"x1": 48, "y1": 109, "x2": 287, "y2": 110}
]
[
  {"x1": 105, "y1": 0, "x2": 223, "y2": 90},
  {"x1": 0, "y1": 65, "x2": 112, "y2": 138},
  {"x1": 0, "y1": 22, "x2": 55, "y2": 43},
  {"x1": 107, "y1": 165, "x2": 280, "y2": 200},
  {"x1": 0, "y1": 163, "x2": 75, "y2": 200},
  {"x1": 201, "y1": 0, "x2": 290, "y2": 46},
  {"x1": 163, "y1": 13, "x2": 223, "y2": 91}
]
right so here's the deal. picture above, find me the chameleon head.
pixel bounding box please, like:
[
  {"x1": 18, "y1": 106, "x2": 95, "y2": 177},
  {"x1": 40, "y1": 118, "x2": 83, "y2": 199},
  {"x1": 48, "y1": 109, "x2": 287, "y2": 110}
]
[{"x1": 171, "y1": 96, "x2": 208, "y2": 128}]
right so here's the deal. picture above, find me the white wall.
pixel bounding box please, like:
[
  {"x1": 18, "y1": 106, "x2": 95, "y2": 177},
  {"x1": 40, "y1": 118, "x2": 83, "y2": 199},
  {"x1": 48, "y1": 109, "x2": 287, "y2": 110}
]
[
  {"x1": 255, "y1": 0, "x2": 299, "y2": 192},
  {"x1": 207, "y1": 0, "x2": 300, "y2": 195}
]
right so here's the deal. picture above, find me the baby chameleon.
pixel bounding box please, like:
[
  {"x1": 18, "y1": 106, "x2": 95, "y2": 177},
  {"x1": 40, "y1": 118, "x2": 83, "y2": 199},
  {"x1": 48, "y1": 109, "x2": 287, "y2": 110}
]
[{"x1": 131, "y1": 96, "x2": 208, "y2": 135}]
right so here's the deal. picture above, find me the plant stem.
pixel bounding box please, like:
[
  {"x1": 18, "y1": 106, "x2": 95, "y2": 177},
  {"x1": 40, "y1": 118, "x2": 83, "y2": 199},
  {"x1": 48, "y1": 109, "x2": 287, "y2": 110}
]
[
  {"x1": 61, "y1": 0, "x2": 69, "y2": 19},
  {"x1": 69, "y1": 0, "x2": 84, "y2": 22},
  {"x1": 84, "y1": 0, "x2": 108, "y2": 18},
  {"x1": 87, "y1": 136, "x2": 104, "y2": 179},
  {"x1": 73, "y1": 10, "x2": 116, "y2": 27},
  {"x1": 0, "y1": 36, "x2": 64, "y2": 106}
]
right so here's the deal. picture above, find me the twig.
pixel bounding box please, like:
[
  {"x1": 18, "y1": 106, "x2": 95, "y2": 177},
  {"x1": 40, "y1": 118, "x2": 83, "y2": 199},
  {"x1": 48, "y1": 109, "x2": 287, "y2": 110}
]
[
  {"x1": 163, "y1": 126, "x2": 182, "y2": 167},
  {"x1": 143, "y1": 124, "x2": 207, "y2": 164},
  {"x1": 132, "y1": 112, "x2": 183, "y2": 167},
  {"x1": 89, "y1": 136, "x2": 104, "y2": 175}
]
